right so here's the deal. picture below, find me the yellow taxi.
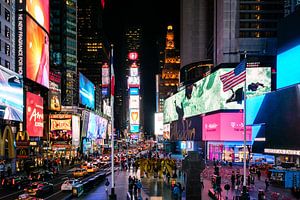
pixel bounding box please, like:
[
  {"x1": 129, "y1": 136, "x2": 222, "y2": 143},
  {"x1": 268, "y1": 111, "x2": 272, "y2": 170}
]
[
  {"x1": 73, "y1": 168, "x2": 88, "y2": 178},
  {"x1": 86, "y1": 165, "x2": 99, "y2": 173}
]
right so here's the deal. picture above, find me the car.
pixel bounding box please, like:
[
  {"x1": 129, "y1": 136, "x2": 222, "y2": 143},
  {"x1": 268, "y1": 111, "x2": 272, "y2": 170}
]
[
  {"x1": 1, "y1": 176, "x2": 30, "y2": 190},
  {"x1": 60, "y1": 179, "x2": 81, "y2": 191},
  {"x1": 18, "y1": 193, "x2": 43, "y2": 200},
  {"x1": 29, "y1": 170, "x2": 54, "y2": 181},
  {"x1": 86, "y1": 165, "x2": 99, "y2": 173},
  {"x1": 24, "y1": 181, "x2": 54, "y2": 197},
  {"x1": 73, "y1": 168, "x2": 88, "y2": 178},
  {"x1": 102, "y1": 155, "x2": 110, "y2": 162}
]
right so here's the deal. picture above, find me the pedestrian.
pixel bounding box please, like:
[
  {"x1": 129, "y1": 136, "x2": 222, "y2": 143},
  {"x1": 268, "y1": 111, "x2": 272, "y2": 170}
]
[
  {"x1": 265, "y1": 178, "x2": 269, "y2": 191},
  {"x1": 136, "y1": 179, "x2": 143, "y2": 196},
  {"x1": 231, "y1": 172, "x2": 236, "y2": 187},
  {"x1": 257, "y1": 169, "x2": 261, "y2": 180},
  {"x1": 200, "y1": 174, "x2": 204, "y2": 189},
  {"x1": 105, "y1": 178, "x2": 110, "y2": 192},
  {"x1": 172, "y1": 184, "x2": 180, "y2": 200}
]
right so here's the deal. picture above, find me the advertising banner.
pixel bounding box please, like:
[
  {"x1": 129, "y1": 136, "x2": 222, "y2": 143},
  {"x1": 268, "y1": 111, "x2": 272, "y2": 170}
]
[
  {"x1": 0, "y1": 65, "x2": 23, "y2": 121},
  {"x1": 129, "y1": 88, "x2": 139, "y2": 95},
  {"x1": 130, "y1": 109, "x2": 140, "y2": 125},
  {"x1": 72, "y1": 115, "x2": 80, "y2": 147},
  {"x1": 86, "y1": 113, "x2": 108, "y2": 139},
  {"x1": 26, "y1": 16, "x2": 49, "y2": 88},
  {"x1": 202, "y1": 112, "x2": 252, "y2": 141},
  {"x1": 129, "y1": 95, "x2": 140, "y2": 109},
  {"x1": 130, "y1": 68, "x2": 139, "y2": 77},
  {"x1": 81, "y1": 111, "x2": 90, "y2": 138},
  {"x1": 164, "y1": 68, "x2": 271, "y2": 123},
  {"x1": 130, "y1": 124, "x2": 139, "y2": 133},
  {"x1": 26, "y1": 92, "x2": 44, "y2": 137},
  {"x1": 49, "y1": 114, "x2": 72, "y2": 146},
  {"x1": 48, "y1": 70, "x2": 61, "y2": 111},
  {"x1": 155, "y1": 113, "x2": 164, "y2": 135},
  {"x1": 102, "y1": 63, "x2": 110, "y2": 87},
  {"x1": 79, "y1": 73, "x2": 95, "y2": 109},
  {"x1": 170, "y1": 115, "x2": 202, "y2": 141},
  {"x1": 25, "y1": 0, "x2": 49, "y2": 33},
  {"x1": 163, "y1": 124, "x2": 170, "y2": 140},
  {"x1": 128, "y1": 76, "x2": 140, "y2": 88}
]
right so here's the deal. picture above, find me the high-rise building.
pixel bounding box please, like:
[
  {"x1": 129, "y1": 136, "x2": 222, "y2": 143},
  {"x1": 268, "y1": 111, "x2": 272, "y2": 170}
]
[
  {"x1": 50, "y1": 0, "x2": 78, "y2": 106},
  {"x1": 77, "y1": 0, "x2": 109, "y2": 112},
  {"x1": 284, "y1": 0, "x2": 300, "y2": 16},
  {"x1": 157, "y1": 25, "x2": 180, "y2": 112},
  {"x1": 0, "y1": 0, "x2": 15, "y2": 70}
]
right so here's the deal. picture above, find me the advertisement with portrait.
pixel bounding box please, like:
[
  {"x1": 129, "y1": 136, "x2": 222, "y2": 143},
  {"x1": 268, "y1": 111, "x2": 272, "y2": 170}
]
[
  {"x1": 0, "y1": 65, "x2": 23, "y2": 121},
  {"x1": 170, "y1": 115, "x2": 202, "y2": 141},
  {"x1": 81, "y1": 110, "x2": 90, "y2": 138},
  {"x1": 130, "y1": 109, "x2": 140, "y2": 125},
  {"x1": 49, "y1": 114, "x2": 72, "y2": 146},
  {"x1": 98, "y1": 117, "x2": 108, "y2": 139},
  {"x1": 48, "y1": 70, "x2": 61, "y2": 111},
  {"x1": 129, "y1": 95, "x2": 140, "y2": 109},
  {"x1": 25, "y1": 0, "x2": 49, "y2": 33},
  {"x1": 164, "y1": 68, "x2": 271, "y2": 123},
  {"x1": 26, "y1": 16, "x2": 49, "y2": 88},
  {"x1": 102, "y1": 63, "x2": 109, "y2": 87},
  {"x1": 128, "y1": 76, "x2": 140, "y2": 88},
  {"x1": 79, "y1": 73, "x2": 95, "y2": 109},
  {"x1": 163, "y1": 124, "x2": 170, "y2": 140},
  {"x1": 72, "y1": 115, "x2": 80, "y2": 147},
  {"x1": 202, "y1": 112, "x2": 252, "y2": 141},
  {"x1": 130, "y1": 68, "x2": 139, "y2": 77},
  {"x1": 26, "y1": 92, "x2": 44, "y2": 137},
  {"x1": 155, "y1": 112, "x2": 164, "y2": 136}
]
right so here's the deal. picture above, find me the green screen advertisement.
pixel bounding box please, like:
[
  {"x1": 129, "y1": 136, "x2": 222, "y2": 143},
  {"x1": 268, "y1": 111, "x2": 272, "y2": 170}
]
[{"x1": 163, "y1": 68, "x2": 271, "y2": 123}]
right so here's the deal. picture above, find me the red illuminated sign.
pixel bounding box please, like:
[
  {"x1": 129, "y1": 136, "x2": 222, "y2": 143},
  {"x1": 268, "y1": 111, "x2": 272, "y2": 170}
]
[
  {"x1": 26, "y1": 92, "x2": 44, "y2": 137},
  {"x1": 202, "y1": 112, "x2": 252, "y2": 141},
  {"x1": 128, "y1": 52, "x2": 138, "y2": 60}
]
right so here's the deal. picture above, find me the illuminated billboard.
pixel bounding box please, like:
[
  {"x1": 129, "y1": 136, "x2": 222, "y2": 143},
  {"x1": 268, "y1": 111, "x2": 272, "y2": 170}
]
[
  {"x1": 0, "y1": 65, "x2": 23, "y2": 121},
  {"x1": 129, "y1": 95, "x2": 140, "y2": 109},
  {"x1": 130, "y1": 68, "x2": 139, "y2": 77},
  {"x1": 128, "y1": 76, "x2": 140, "y2": 88},
  {"x1": 128, "y1": 52, "x2": 138, "y2": 60},
  {"x1": 155, "y1": 113, "x2": 164, "y2": 135},
  {"x1": 277, "y1": 44, "x2": 300, "y2": 89},
  {"x1": 79, "y1": 73, "x2": 95, "y2": 109},
  {"x1": 49, "y1": 114, "x2": 72, "y2": 146},
  {"x1": 202, "y1": 112, "x2": 252, "y2": 141},
  {"x1": 72, "y1": 115, "x2": 80, "y2": 147},
  {"x1": 163, "y1": 124, "x2": 170, "y2": 139},
  {"x1": 130, "y1": 125, "x2": 139, "y2": 133},
  {"x1": 26, "y1": 92, "x2": 44, "y2": 137},
  {"x1": 130, "y1": 109, "x2": 140, "y2": 125},
  {"x1": 129, "y1": 88, "x2": 139, "y2": 95},
  {"x1": 26, "y1": 16, "x2": 49, "y2": 88},
  {"x1": 86, "y1": 113, "x2": 108, "y2": 139},
  {"x1": 48, "y1": 70, "x2": 61, "y2": 111},
  {"x1": 25, "y1": 0, "x2": 50, "y2": 33},
  {"x1": 164, "y1": 68, "x2": 271, "y2": 123},
  {"x1": 102, "y1": 63, "x2": 109, "y2": 87}
]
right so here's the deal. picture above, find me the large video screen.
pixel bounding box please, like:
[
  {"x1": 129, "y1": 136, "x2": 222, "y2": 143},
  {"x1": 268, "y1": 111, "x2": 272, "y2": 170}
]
[
  {"x1": 202, "y1": 112, "x2": 252, "y2": 141},
  {"x1": 98, "y1": 117, "x2": 108, "y2": 139},
  {"x1": 26, "y1": 16, "x2": 49, "y2": 88},
  {"x1": 246, "y1": 85, "x2": 300, "y2": 150},
  {"x1": 49, "y1": 114, "x2": 72, "y2": 146},
  {"x1": 79, "y1": 73, "x2": 95, "y2": 109},
  {"x1": 164, "y1": 68, "x2": 271, "y2": 123},
  {"x1": 26, "y1": 92, "x2": 44, "y2": 137},
  {"x1": 86, "y1": 112, "x2": 108, "y2": 139},
  {"x1": 277, "y1": 44, "x2": 300, "y2": 89},
  {"x1": 0, "y1": 65, "x2": 23, "y2": 121},
  {"x1": 26, "y1": 0, "x2": 49, "y2": 33}
]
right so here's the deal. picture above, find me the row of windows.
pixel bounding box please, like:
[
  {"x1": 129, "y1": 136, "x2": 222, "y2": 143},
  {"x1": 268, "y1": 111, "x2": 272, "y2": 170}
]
[
  {"x1": 240, "y1": 4, "x2": 283, "y2": 11},
  {"x1": 240, "y1": 22, "x2": 277, "y2": 28},
  {"x1": 239, "y1": 30, "x2": 276, "y2": 38},
  {"x1": 0, "y1": 7, "x2": 11, "y2": 22},
  {"x1": 0, "y1": 57, "x2": 11, "y2": 69},
  {"x1": 0, "y1": 39, "x2": 11, "y2": 56},
  {"x1": 240, "y1": 13, "x2": 282, "y2": 20}
]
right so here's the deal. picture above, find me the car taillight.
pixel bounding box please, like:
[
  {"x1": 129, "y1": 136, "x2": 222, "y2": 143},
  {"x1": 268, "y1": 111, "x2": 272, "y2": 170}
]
[
  {"x1": 1, "y1": 179, "x2": 4, "y2": 185},
  {"x1": 12, "y1": 179, "x2": 15, "y2": 185}
]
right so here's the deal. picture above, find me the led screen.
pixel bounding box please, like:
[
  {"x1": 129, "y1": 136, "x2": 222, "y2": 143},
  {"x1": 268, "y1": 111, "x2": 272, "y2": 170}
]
[
  {"x1": 129, "y1": 95, "x2": 139, "y2": 109},
  {"x1": 49, "y1": 114, "x2": 72, "y2": 146},
  {"x1": 26, "y1": 92, "x2": 44, "y2": 137},
  {"x1": 170, "y1": 115, "x2": 202, "y2": 141},
  {"x1": 130, "y1": 68, "x2": 139, "y2": 76},
  {"x1": 79, "y1": 73, "x2": 95, "y2": 109},
  {"x1": 128, "y1": 76, "x2": 140, "y2": 88},
  {"x1": 155, "y1": 112, "x2": 164, "y2": 135},
  {"x1": 130, "y1": 124, "x2": 139, "y2": 133},
  {"x1": 102, "y1": 87, "x2": 108, "y2": 96},
  {"x1": 0, "y1": 65, "x2": 23, "y2": 121},
  {"x1": 26, "y1": 0, "x2": 50, "y2": 33},
  {"x1": 130, "y1": 109, "x2": 140, "y2": 125},
  {"x1": 26, "y1": 16, "x2": 49, "y2": 88},
  {"x1": 163, "y1": 124, "x2": 170, "y2": 140},
  {"x1": 164, "y1": 68, "x2": 271, "y2": 123},
  {"x1": 86, "y1": 112, "x2": 108, "y2": 139},
  {"x1": 72, "y1": 115, "x2": 80, "y2": 147},
  {"x1": 202, "y1": 112, "x2": 252, "y2": 141},
  {"x1": 129, "y1": 88, "x2": 139, "y2": 95},
  {"x1": 48, "y1": 71, "x2": 61, "y2": 111},
  {"x1": 98, "y1": 117, "x2": 108, "y2": 139},
  {"x1": 277, "y1": 44, "x2": 300, "y2": 89}
]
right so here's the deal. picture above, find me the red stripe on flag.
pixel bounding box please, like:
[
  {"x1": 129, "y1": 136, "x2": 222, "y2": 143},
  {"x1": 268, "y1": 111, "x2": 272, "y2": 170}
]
[{"x1": 111, "y1": 76, "x2": 115, "y2": 96}]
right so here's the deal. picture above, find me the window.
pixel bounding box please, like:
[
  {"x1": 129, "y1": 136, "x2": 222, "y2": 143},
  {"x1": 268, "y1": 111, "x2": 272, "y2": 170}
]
[
  {"x1": 5, "y1": 9, "x2": 10, "y2": 22},
  {"x1": 5, "y1": 43, "x2": 10, "y2": 56},
  {"x1": 5, "y1": 60, "x2": 10, "y2": 69},
  {"x1": 5, "y1": 26, "x2": 10, "y2": 39}
]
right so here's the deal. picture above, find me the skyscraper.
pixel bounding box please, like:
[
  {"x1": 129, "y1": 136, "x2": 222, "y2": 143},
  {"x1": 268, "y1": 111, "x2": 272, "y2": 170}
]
[{"x1": 0, "y1": 0, "x2": 15, "y2": 70}]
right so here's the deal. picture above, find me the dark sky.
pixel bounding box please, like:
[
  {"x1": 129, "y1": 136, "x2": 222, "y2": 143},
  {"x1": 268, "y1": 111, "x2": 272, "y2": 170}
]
[{"x1": 102, "y1": 0, "x2": 180, "y2": 134}]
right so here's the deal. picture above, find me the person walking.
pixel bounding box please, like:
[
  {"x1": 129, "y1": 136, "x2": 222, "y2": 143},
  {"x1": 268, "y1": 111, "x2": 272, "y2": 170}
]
[
  {"x1": 200, "y1": 174, "x2": 204, "y2": 189},
  {"x1": 265, "y1": 178, "x2": 269, "y2": 191},
  {"x1": 231, "y1": 171, "x2": 236, "y2": 188},
  {"x1": 105, "y1": 178, "x2": 110, "y2": 192},
  {"x1": 136, "y1": 179, "x2": 143, "y2": 197},
  {"x1": 257, "y1": 169, "x2": 261, "y2": 180}
]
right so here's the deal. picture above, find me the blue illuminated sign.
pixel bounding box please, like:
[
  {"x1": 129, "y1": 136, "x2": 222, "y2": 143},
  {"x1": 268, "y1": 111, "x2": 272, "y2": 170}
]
[
  {"x1": 79, "y1": 73, "x2": 95, "y2": 109},
  {"x1": 130, "y1": 124, "x2": 139, "y2": 133},
  {"x1": 129, "y1": 88, "x2": 139, "y2": 95},
  {"x1": 102, "y1": 87, "x2": 108, "y2": 96}
]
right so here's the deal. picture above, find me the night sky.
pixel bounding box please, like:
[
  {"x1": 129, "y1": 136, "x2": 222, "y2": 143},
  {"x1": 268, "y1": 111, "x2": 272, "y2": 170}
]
[{"x1": 102, "y1": 0, "x2": 180, "y2": 134}]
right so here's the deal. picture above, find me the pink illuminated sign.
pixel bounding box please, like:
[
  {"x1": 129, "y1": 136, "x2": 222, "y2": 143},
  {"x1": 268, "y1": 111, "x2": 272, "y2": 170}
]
[{"x1": 202, "y1": 112, "x2": 252, "y2": 141}]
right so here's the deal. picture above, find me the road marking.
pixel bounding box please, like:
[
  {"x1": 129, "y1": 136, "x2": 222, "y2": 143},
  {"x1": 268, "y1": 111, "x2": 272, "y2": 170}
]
[
  {"x1": 44, "y1": 190, "x2": 63, "y2": 200},
  {"x1": 0, "y1": 190, "x2": 22, "y2": 199}
]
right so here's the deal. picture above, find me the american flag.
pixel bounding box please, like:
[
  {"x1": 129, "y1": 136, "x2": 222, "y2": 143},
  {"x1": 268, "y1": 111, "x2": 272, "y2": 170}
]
[
  {"x1": 110, "y1": 47, "x2": 115, "y2": 97},
  {"x1": 220, "y1": 59, "x2": 246, "y2": 92}
]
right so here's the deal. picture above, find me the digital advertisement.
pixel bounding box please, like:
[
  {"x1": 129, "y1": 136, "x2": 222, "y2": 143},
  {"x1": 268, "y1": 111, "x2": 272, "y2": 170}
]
[
  {"x1": 130, "y1": 124, "x2": 139, "y2": 133},
  {"x1": 129, "y1": 88, "x2": 139, "y2": 95},
  {"x1": 164, "y1": 68, "x2": 271, "y2": 123},
  {"x1": 129, "y1": 95, "x2": 140, "y2": 109},
  {"x1": 102, "y1": 63, "x2": 109, "y2": 87},
  {"x1": 26, "y1": 92, "x2": 44, "y2": 137},
  {"x1": 202, "y1": 112, "x2": 252, "y2": 141},
  {"x1": 72, "y1": 115, "x2": 80, "y2": 147},
  {"x1": 98, "y1": 117, "x2": 108, "y2": 139},
  {"x1": 128, "y1": 76, "x2": 140, "y2": 88},
  {"x1": 155, "y1": 112, "x2": 164, "y2": 135},
  {"x1": 26, "y1": 16, "x2": 49, "y2": 88},
  {"x1": 86, "y1": 112, "x2": 108, "y2": 139},
  {"x1": 26, "y1": 0, "x2": 50, "y2": 33},
  {"x1": 130, "y1": 68, "x2": 139, "y2": 77},
  {"x1": 79, "y1": 72, "x2": 95, "y2": 109},
  {"x1": 0, "y1": 65, "x2": 23, "y2": 121},
  {"x1": 49, "y1": 114, "x2": 72, "y2": 146},
  {"x1": 130, "y1": 109, "x2": 140, "y2": 125},
  {"x1": 163, "y1": 124, "x2": 170, "y2": 140},
  {"x1": 48, "y1": 70, "x2": 61, "y2": 111}
]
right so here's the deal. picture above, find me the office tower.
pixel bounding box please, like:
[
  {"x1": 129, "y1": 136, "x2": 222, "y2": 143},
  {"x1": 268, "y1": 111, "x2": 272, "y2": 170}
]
[
  {"x1": 0, "y1": 0, "x2": 15, "y2": 70},
  {"x1": 50, "y1": 0, "x2": 78, "y2": 106},
  {"x1": 284, "y1": 0, "x2": 300, "y2": 16}
]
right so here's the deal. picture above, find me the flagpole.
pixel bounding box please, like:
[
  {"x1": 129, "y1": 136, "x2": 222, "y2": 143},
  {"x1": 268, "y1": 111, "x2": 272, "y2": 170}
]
[
  {"x1": 110, "y1": 44, "x2": 116, "y2": 199},
  {"x1": 242, "y1": 53, "x2": 248, "y2": 196}
]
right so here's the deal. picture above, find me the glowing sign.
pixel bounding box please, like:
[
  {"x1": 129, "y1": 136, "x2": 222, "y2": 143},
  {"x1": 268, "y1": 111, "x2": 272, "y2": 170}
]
[
  {"x1": 128, "y1": 52, "x2": 138, "y2": 60},
  {"x1": 129, "y1": 88, "x2": 139, "y2": 95},
  {"x1": 128, "y1": 76, "x2": 140, "y2": 88},
  {"x1": 129, "y1": 95, "x2": 140, "y2": 109},
  {"x1": 155, "y1": 113, "x2": 164, "y2": 135},
  {"x1": 130, "y1": 109, "x2": 139, "y2": 125},
  {"x1": 130, "y1": 68, "x2": 139, "y2": 77}
]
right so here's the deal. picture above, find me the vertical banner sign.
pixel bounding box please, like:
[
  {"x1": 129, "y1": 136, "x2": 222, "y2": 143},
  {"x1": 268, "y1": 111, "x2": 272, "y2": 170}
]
[
  {"x1": 26, "y1": 92, "x2": 44, "y2": 137},
  {"x1": 72, "y1": 115, "x2": 80, "y2": 147},
  {"x1": 48, "y1": 70, "x2": 61, "y2": 111},
  {"x1": 16, "y1": 13, "x2": 25, "y2": 75}
]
